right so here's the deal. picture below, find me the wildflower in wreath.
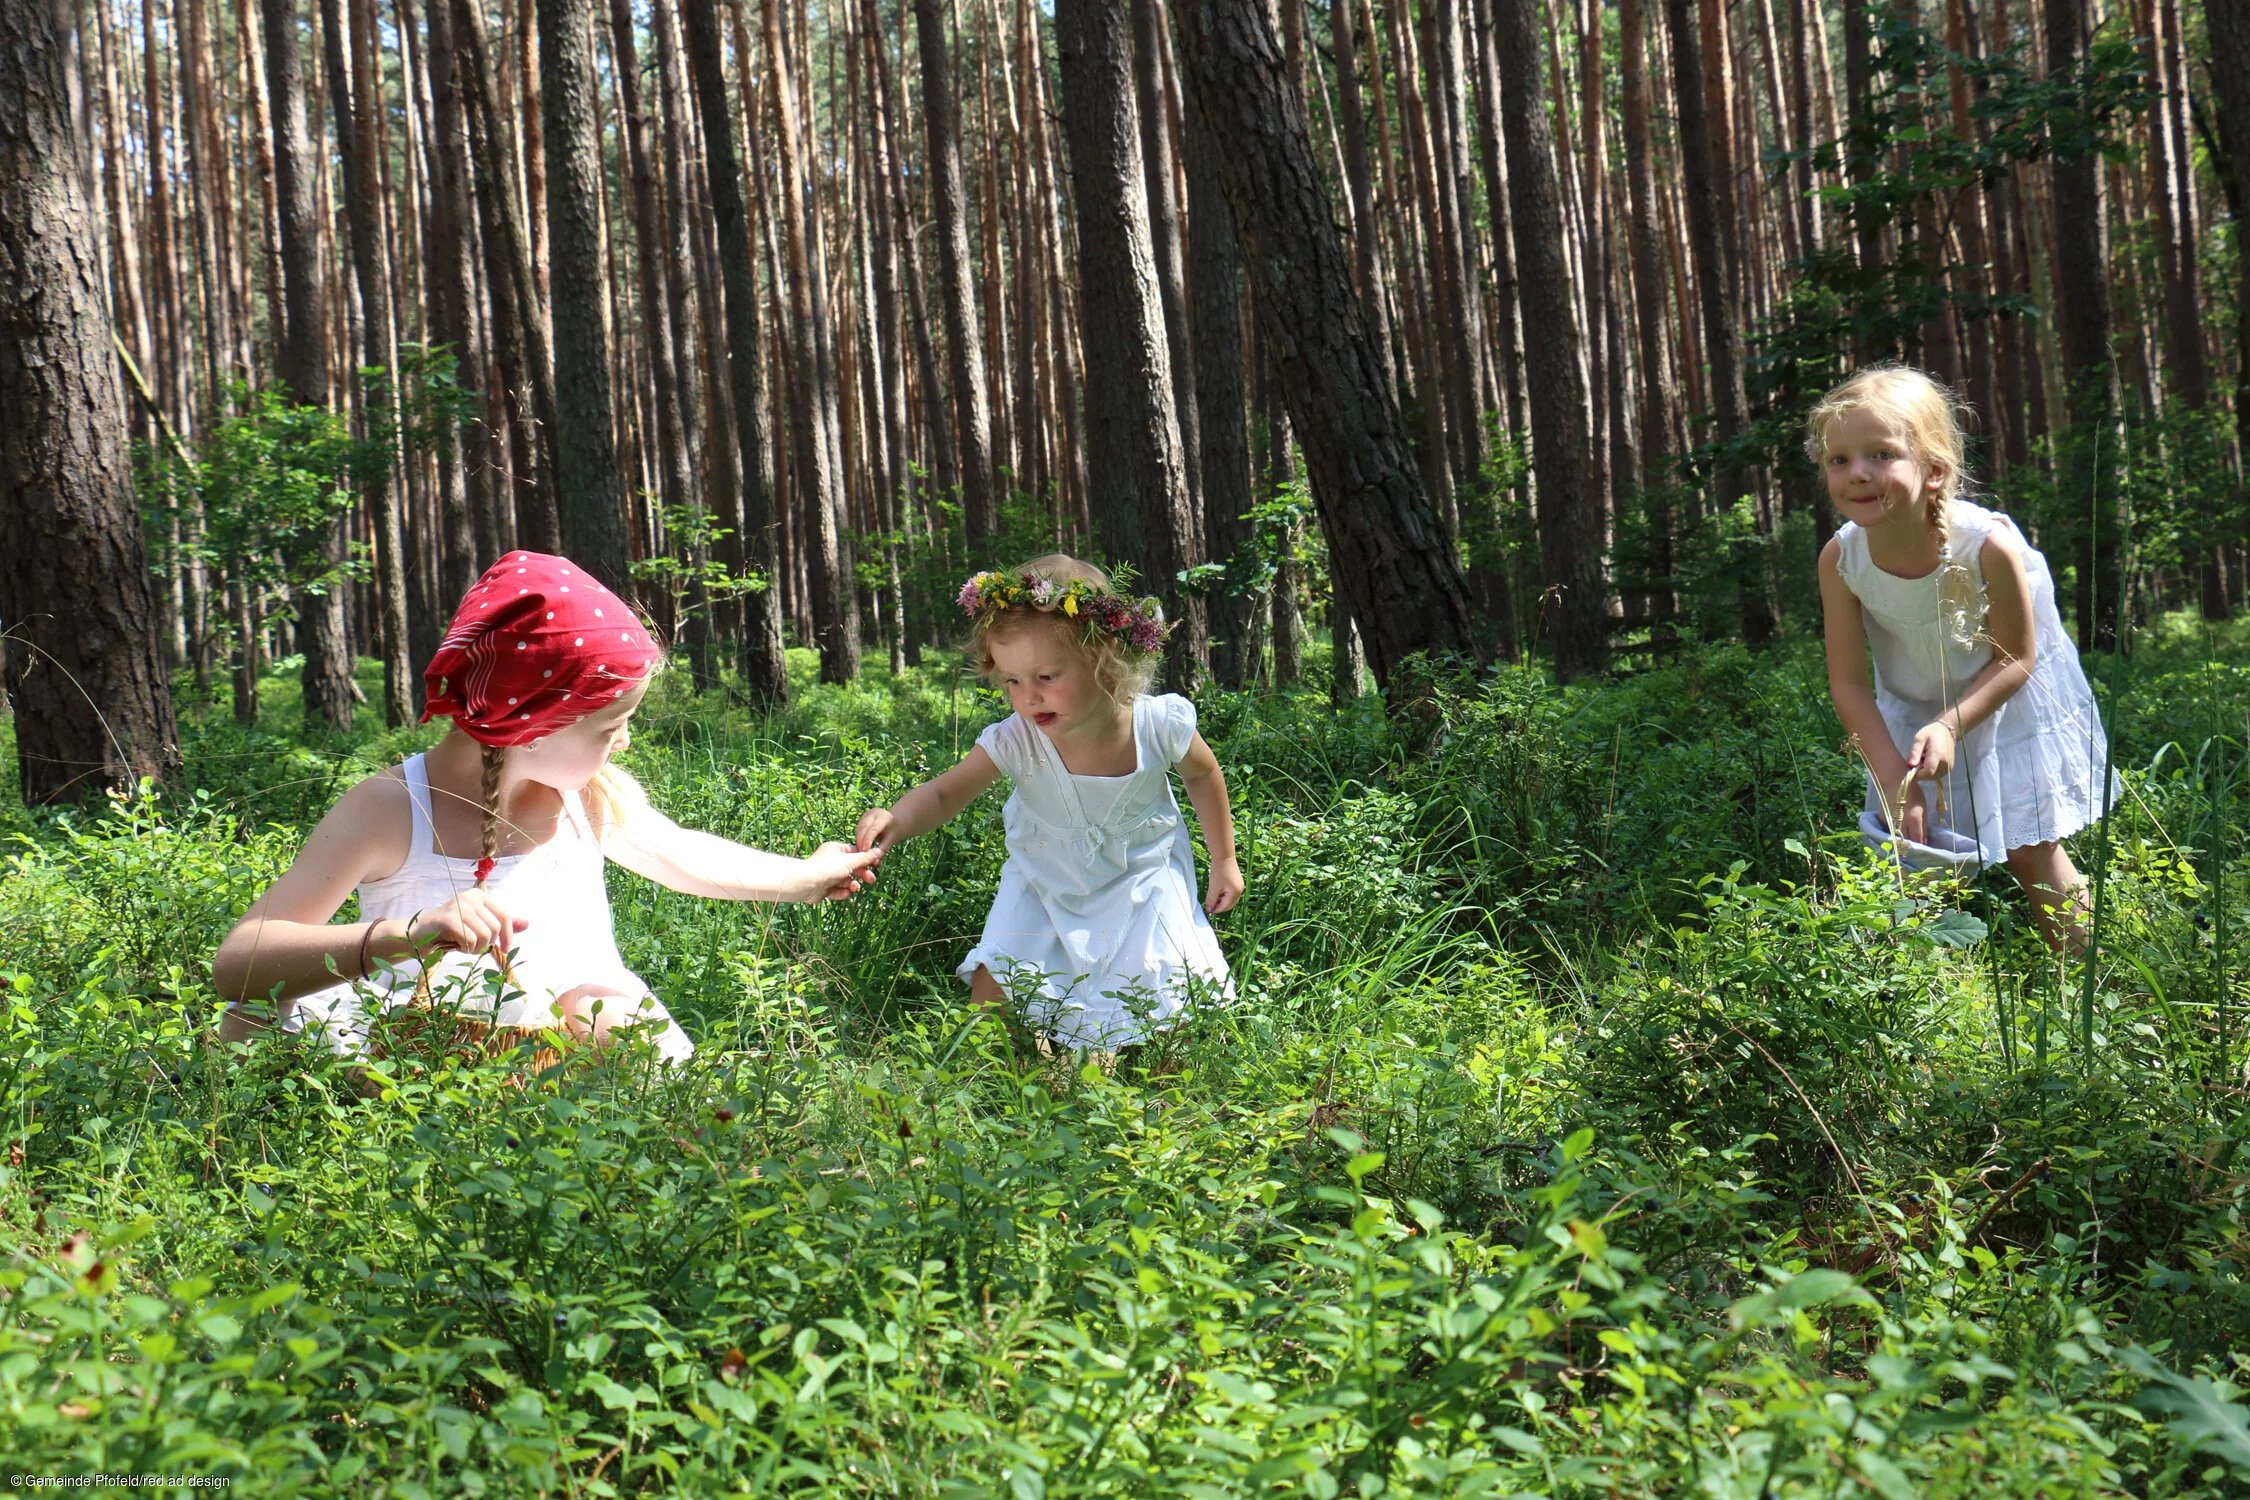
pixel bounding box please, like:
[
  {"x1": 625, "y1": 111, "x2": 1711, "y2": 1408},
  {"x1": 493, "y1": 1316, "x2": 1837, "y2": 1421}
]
[{"x1": 956, "y1": 563, "x2": 1172, "y2": 659}]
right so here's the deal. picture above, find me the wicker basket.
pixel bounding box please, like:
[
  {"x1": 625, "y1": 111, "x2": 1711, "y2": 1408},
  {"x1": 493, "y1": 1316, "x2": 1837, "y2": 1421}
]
[{"x1": 365, "y1": 951, "x2": 567, "y2": 1076}]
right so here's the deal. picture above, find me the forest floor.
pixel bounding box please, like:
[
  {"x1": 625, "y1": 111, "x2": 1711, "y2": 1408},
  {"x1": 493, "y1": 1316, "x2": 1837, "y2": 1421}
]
[{"x1": 2, "y1": 622, "x2": 2248, "y2": 1494}]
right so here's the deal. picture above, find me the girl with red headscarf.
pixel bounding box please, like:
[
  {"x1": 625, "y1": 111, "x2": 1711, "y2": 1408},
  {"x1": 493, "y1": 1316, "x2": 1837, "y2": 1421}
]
[{"x1": 214, "y1": 552, "x2": 880, "y2": 1060}]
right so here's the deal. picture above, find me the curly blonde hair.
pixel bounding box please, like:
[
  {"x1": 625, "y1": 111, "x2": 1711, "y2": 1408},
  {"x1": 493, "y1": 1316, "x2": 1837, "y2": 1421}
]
[
  {"x1": 966, "y1": 554, "x2": 1158, "y2": 709},
  {"x1": 1806, "y1": 364, "x2": 1986, "y2": 650}
]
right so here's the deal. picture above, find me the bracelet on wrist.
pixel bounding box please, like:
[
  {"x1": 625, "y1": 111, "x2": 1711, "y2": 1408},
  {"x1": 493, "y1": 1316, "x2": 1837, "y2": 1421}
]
[{"x1": 356, "y1": 919, "x2": 384, "y2": 980}]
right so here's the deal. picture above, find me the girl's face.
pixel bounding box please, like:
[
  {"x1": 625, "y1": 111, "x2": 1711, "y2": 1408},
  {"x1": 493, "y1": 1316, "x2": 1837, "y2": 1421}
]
[
  {"x1": 988, "y1": 619, "x2": 1115, "y2": 741},
  {"x1": 516, "y1": 676, "x2": 650, "y2": 790},
  {"x1": 1819, "y1": 405, "x2": 1946, "y2": 528}
]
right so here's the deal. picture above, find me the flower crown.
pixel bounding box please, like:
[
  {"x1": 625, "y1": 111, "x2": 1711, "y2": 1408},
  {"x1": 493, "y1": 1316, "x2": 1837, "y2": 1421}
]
[{"x1": 957, "y1": 568, "x2": 1170, "y2": 656}]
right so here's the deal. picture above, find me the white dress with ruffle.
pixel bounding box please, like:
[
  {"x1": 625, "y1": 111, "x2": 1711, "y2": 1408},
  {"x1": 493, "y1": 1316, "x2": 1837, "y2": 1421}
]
[
  {"x1": 958, "y1": 693, "x2": 1232, "y2": 1048},
  {"x1": 1834, "y1": 500, "x2": 2112, "y2": 867},
  {"x1": 230, "y1": 753, "x2": 695, "y2": 1062}
]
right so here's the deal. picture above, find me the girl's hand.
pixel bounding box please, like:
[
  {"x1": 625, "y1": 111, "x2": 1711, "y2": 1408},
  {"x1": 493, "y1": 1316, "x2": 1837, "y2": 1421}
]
[
  {"x1": 1908, "y1": 721, "x2": 1957, "y2": 782},
  {"x1": 854, "y1": 807, "x2": 898, "y2": 856},
  {"x1": 1204, "y1": 855, "x2": 1244, "y2": 915},
  {"x1": 1878, "y1": 786, "x2": 1930, "y2": 845},
  {"x1": 806, "y1": 841, "x2": 883, "y2": 902},
  {"x1": 408, "y1": 889, "x2": 527, "y2": 957}
]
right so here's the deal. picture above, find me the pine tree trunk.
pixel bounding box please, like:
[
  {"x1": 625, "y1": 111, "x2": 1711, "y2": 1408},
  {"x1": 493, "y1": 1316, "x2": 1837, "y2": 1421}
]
[
  {"x1": 1186, "y1": 75, "x2": 1252, "y2": 689},
  {"x1": 2141, "y1": 0, "x2": 2220, "y2": 616},
  {"x1": 454, "y1": 0, "x2": 563, "y2": 554},
  {"x1": 916, "y1": 0, "x2": 999, "y2": 545},
  {"x1": 539, "y1": 0, "x2": 631, "y2": 593},
  {"x1": 1667, "y1": 0, "x2": 1772, "y2": 647},
  {"x1": 2045, "y1": 0, "x2": 2121, "y2": 650},
  {"x1": 1428, "y1": 0, "x2": 1487, "y2": 501},
  {"x1": 261, "y1": 0, "x2": 354, "y2": 727},
  {"x1": 2216, "y1": 0, "x2": 2250, "y2": 610},
  {"x1": 0, "y1": 0, "x2": 181, "y2": 802},
  {"x1": 857, "y1": 0, "x2": 913, "y2": 671},
  {"x1": 1468, "y1": 0, "x2": 1526, "y2": 652},
  {"x1": 430, "y1": 0, "x2": 493, "y2": 599},
  {"x1": 1173, "y1": 0, "x2": 1477, "y2": 688},
  {"x1": 1491, "y1": 0, "x2": 1605, "y2": 678},
  {"x1": 1134, "y1": 0, "x2": 1202, "y2": 509},
  {"x1": 1330, "y1": 0, "x2": 1390, "y2": 384},
  {"x1": 680, "y1": 0, "x2": 788, "y2": 701},
  {"x1": 324, "y1": 0, "x2": 413, "y2": 724},
  {"x1": 1057, "y1": 0, "x2": 1207, "y2": 690},
  {"x1": 608, "y1": 0, "x2": 695, "y2": 571},
  {"x1": 1620, "y1": 0, "x2": 1677, "y2": 642},
  {"x1": 766, "y1": 0, "x2": 857, "y2": 680}
]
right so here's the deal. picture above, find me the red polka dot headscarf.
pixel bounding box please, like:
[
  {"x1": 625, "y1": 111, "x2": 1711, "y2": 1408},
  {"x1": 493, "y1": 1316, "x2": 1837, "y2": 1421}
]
[{"x1": 421, "y1": 552, "x2": 659, "y2": 747}]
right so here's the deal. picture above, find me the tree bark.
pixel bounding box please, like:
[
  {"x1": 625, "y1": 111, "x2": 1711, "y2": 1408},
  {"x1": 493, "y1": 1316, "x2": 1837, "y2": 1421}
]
[
  {"x1": 2045, "y1": 0, "x2": 2121, "y2": 650},
  {"x1": 261, "y1": 0, "x2": 355, "y2": 727},
  {"x1": 1330, "y1": 0, "x2": 1391, "y2": 386},
  {"x1": 0, "y1": 0, "x2": 181, "y2": 802},
  {"x1": 1134, "y1": 0, "x2": 1202, "y2": 507},
  {"x1": 1173, "y1": 0, "x2": 1477, "y2": 689},
  {"x1": 1667, "y1": 0, "x2": 1773, "y2": 646},
  {"x1": 1186, "y1": 75, "x2": 1252, "y2": 688},
  {"x1": 1490, "y1": 0, "x2": 1604, "y2": 678},
  {"x1": 1468, "y1": 0, "x2": 1526, "y2": 651},
  {"x1": 916, "y1": 0, "x2": 999, "y2": 544},
  {"x1": 539, "y1": 0, "x2": 631, "y2": 593},
  {"x1": 1621, "y1": 0, "x2": 1677, "y2": 640},
  {"x1": 766, "y1": 0, "x2": 857, "y2": 680},
  {"x1": 2209, "y1": 0, "x2": 2250, "y2": 613},
  {"x1": 680, "y1": 0, "x2": 788, "y2": 701},
  {"x1": 608, "y1": 0, "x2": 695, "y2": 576},
  {"x1": 323, "y1": 0, "x2": 413, "y2": 724},
  {"x1": 455, "y1": 0, "x2": 563, "y2": 554},
  {"x1": 1058, "y1": 0, "x2": 1207, "y2": 690}
]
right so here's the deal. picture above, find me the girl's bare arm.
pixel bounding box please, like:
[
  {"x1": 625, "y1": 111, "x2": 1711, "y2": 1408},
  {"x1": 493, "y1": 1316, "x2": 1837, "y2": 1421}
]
[
  {"x1": 212, "y1": 772, "x2": 416, "y2": 1021},
  {"x1": 600, "y1": 777, "x2": 881, "y2": 901},
  {"x1": 1819, "y1": 539, "x2": 1912, "y2": 791},
  {"x1": 1175, "y1": 732, "x2": 1244, "y2": 914},
  {"x1": 855, "y1": 746, "x2": 1003, "y2": 853}
]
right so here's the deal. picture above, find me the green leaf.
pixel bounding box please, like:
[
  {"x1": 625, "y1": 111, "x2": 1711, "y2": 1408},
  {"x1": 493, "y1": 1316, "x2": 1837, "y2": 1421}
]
[
  {"x1": 2129, "y1": 1353, "x2": 2250, "y2": 1475},
  {"x1": 1919, "y1": 909, "x2": 1990, "y2": 948}
]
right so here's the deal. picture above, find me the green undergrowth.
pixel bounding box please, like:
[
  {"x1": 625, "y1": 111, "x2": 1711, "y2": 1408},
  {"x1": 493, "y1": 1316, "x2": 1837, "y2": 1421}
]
[{"x1": 1, "y1": 623, "x2": 2247, "y2": 1494}]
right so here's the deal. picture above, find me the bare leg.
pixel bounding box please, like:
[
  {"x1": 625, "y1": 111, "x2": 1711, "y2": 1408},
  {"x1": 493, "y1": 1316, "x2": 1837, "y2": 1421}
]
[
  {"x1": 968, "y1": 964, "x2": 1008, "y2": 1012},
  {"x1": 2004, "y1": 840, "x2": 2089, "y2": 954},
  {"x1": 555, "y1": 984, "x2": 658, "y2": 1047},
  {"x1": 969, "y1": 965, "x2": 1052, "y2": 1057}
]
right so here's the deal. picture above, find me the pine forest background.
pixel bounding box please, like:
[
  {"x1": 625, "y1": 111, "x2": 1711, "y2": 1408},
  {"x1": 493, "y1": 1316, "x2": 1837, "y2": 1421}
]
[{"x1": 4, "y1": 0, "x2": 2248, "y2": 778}]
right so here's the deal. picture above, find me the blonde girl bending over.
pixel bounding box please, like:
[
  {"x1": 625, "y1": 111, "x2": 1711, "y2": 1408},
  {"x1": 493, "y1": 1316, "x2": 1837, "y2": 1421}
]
[{"x1": 1811, "y1": 366, "x2": 2111, "y2": 949}]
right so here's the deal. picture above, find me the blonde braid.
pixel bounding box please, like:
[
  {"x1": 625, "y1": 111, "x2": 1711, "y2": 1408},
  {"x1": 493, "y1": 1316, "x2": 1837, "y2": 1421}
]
[
  {"x1": 1930, "y1": 494, "x2": 1984, "y2": 651},
  {"x1": 477, "y1": 742, "x2": 505, "y2": 885}
]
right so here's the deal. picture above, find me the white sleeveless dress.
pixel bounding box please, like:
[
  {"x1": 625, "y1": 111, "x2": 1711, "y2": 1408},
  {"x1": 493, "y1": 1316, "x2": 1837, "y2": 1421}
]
[
  {"x1": 960, "y1": 693, "x2": 1232, "y2": 1048},
  {"x1": 233, "y1": 753, "x2": 694, "y2": 1062},
  {"x1": 1834, "y1": 500, "x2": 2112, "y2": 867}
]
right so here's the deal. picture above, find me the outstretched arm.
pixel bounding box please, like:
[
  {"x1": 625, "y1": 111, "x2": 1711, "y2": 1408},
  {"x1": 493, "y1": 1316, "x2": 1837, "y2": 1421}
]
[
  {"x1": 601, "y1": 776, "x2": 880, "y2": 901},
  {"x1": 855, "y1": 746, "x2": 1003, "y2": 856},
  {"x1": 1175, "y1": 733, "x2": 1243, "y2": 915}
]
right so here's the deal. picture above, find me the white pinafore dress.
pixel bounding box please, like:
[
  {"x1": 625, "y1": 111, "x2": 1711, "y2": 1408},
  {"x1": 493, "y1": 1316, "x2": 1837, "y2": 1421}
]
[
  {"x1": 959, "y1": 693, "x2": 1232, "y2": 1048},
  {"x1": 1834, "y1": 500, "x2": 2112, "y2": 868},
  {"x1": 238, "y1": 753, "x2": 694, "y2": 1061}
]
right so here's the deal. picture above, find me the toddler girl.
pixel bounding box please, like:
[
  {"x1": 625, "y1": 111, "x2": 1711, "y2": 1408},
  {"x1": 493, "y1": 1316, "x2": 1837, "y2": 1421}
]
[
  {"x1": 214, "y1": 551, "x2": 882, "y2": 1059},
  {"x1": 1811, "y1": 365, "x2": 2111, "y2": 948},
  {"x1": 854, "y1": 556, "x2": 1243, "y2": 1049}
]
